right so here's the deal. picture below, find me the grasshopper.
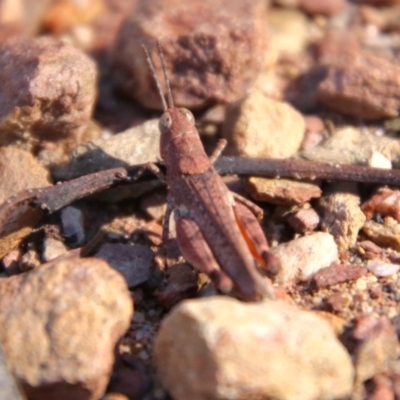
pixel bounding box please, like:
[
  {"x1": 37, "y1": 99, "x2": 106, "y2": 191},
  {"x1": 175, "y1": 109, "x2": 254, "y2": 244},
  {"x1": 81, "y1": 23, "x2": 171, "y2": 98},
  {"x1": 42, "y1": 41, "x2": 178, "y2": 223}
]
[{"x1": 138, "y1": 43, "x2": 278, "y2": 301}]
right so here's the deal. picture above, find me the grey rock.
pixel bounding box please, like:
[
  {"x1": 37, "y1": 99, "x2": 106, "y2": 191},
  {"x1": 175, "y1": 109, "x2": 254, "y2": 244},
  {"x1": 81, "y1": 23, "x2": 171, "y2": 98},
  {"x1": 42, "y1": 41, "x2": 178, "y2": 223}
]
[
  {"x1": 95, "y1": 243, "x2": 154, "y2": 287},
  {"x1": 0, "y1": 342, "x2": 24, "y2": 400},
  {"x1": 60, "y1": 206, "x2": 85, "y2": 247}
]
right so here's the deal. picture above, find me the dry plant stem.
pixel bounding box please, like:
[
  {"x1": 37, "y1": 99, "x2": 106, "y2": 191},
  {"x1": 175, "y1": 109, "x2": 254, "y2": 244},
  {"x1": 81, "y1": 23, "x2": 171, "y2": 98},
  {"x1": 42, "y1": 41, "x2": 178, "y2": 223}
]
[
  {"x1": 215, "y1": 157, "x2": 400, "y2": 186},
  {"x1": 31, "y1": 167, "x2": 129, "y2": 213}
]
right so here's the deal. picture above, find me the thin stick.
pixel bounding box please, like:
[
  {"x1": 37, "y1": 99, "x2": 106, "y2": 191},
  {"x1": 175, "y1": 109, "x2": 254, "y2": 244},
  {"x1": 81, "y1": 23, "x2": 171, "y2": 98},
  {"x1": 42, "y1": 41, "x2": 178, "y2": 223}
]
[
  {"x1": 141, "y1": 44, "x2": 167, "y2": 111},
  {"x1": 214, "y1": 156, "x2": 400, "y2": 186},
  {"x1": 157, "y1": 40, "x2": 174, "y2": 108}
]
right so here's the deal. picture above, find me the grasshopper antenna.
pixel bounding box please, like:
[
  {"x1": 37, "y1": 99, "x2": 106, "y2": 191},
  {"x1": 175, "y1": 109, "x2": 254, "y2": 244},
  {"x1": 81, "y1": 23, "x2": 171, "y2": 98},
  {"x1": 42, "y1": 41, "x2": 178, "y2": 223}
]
[
  {"x1": 157, "y1": 41, "x2": 174, "y2": 108},
  {"x1": 141, "y1": 44, "x2": 168, "y2": 112}
]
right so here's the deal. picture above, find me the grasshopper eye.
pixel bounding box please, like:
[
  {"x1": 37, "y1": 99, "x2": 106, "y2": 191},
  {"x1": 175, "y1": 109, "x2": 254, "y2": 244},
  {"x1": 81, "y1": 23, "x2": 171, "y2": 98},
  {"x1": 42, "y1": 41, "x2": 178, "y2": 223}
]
[
  {"x1": 179, "y1": 108, "x2": 195, "y2": 125},
  {"x1": 159, "y1": 112, "x2": 172, "y2": 133}
]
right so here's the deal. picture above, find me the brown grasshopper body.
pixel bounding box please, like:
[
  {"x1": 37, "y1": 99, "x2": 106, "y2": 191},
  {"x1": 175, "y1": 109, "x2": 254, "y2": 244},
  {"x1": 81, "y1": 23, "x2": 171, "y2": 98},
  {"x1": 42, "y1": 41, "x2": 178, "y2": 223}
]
[{"x1": 140, "y1": 44, "x2": 277, "y2": 301}]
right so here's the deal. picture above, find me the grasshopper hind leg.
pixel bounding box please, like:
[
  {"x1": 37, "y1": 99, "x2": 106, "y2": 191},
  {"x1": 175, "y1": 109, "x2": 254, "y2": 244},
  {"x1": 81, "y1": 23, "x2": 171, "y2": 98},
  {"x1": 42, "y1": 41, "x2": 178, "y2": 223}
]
[
  {"x1": 175, "y1": 215, "x2": 234, "y2": 294},
  {"x1": 233, "y1": 201, "x2": 280, "y2": 276}
]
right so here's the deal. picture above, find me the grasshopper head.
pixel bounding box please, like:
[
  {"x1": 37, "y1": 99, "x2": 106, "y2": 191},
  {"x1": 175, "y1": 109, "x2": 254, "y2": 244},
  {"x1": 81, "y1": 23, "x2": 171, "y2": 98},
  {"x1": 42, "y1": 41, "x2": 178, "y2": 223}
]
[{"x1": 159, "y1": 107, "x2": 197, "y2": 162}]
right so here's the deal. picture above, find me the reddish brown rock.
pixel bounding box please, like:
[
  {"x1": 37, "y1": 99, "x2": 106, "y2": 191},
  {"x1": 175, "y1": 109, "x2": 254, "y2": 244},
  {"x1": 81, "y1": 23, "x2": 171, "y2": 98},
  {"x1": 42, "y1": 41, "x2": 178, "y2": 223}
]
[
  {"x1": 245, "y1": 177, "x2": 322, "y2": 205},
  {"x1": 299, "y1": 0, "x2": 347, "y2": 16},
  {"x1": 325, "y1": 292, "x2": 346, "y2": 313},
  {"x1": 352, "y1": 315, "x2": 400, "y2": 384},
  {"x1": 312, "y1": 263, "x2": 366, "y2": 289},
  {"x1": 0, "y1": 147, "x2": 52, "y2": 258},
  {"x1": 287, "y1": 206, "x2": 320, "y2": 233},
  {"x1": 91, "y1": 0, "x2": 138, "y2": 53},
  {"x1": 355, "y1": 0, "x2": 400, "y2": 6},
  {"x1": 155, "y1": 263, "x2": 198, "y2": 309},
  {"x1": 0, "y1": 257, "x2": 133, "y2": 400},
  {"x1": 317, "y1": 52, "x2": 400, "y2": 120},
  {"x1": 362, "y1": 187, "x2": 400, "y2": 222},
  {"x1": 0, "y1": 36, "x2": 97, "y2": 154},
  {"x1": 316, "y1": 30, "x2": 361, "y2": 65},
  {"x1": 359, "y1": 240, "x2": 383, "y2": 254},
  {"x1": 112, "y1": 0, "x2": 268, "y2": 110}
]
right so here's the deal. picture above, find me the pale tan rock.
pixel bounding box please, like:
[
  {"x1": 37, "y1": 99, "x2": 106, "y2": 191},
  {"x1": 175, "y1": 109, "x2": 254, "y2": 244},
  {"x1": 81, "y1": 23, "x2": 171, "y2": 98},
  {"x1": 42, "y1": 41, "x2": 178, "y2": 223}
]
[
  {"x1": 0, "y1": 147, "x2": 51, "y2": 205},
  {"x1": 313, "y1": 310, "x2": 347, "y2": 336},
  {"x1": 154, "y1": 297, "x2": 354, "y2": 400},
  {"x1": 222, "y1": 91, "x2": 305, "y2": 158},
  {"x1": 53, "y1": 119, "x2": 161, "y2": 180},
  {"x1": 113, "y1": 0, "x2": 267, "y2": 110},
  {"x1": 245, "y1": 177, "x2": 321, "y2": 205},
  {"x1": 140, "y1": 189, "x2": 168, "y2": 221},
  {"x1": 0, "y1": 36, "x2": 97, "y2": 155},
  {"x1": 0, "y1": 147, "x2": 52, "y2": 258},
  {"x1": 301, "y1": 126, "x2": 400, "y2": 168},
  {"x1": 318, "y1": 184, "x2": 366, "y2": 253},
  {"x1": 271, "y1": 232, "x2": 339, "y2": 286},
  {"x1": 42, "y1": 237, "x2": 68, "y2": 262},
  {"x1": 362, "y1": 219, "x2": 400, "y2": 251},
  {"x1": 0, "y1": 258, "x2": 133, "y2": 400},
  {"x1": 0, "y1": 0, "x2": 54, "y2": 36},
  {"x1": 43, "y1": 0, "x2": 106, "y2": 34},
  {"x1": 267, "y1": 8, "x2": 310, "y2": 55},
  {"x1": 368, "y1": 151, "x2": 392, "y2": 169}
]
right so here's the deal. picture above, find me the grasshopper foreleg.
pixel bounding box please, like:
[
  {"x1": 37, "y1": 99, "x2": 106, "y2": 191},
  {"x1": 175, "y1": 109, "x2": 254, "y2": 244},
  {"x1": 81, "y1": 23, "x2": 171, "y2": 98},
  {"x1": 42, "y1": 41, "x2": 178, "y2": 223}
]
[
  {"x1": 133, "y1": 162, "x2": 167, "y2": 183},
  {"x1": 209, "y1": 139, "x2": 227, "y2": 164}
]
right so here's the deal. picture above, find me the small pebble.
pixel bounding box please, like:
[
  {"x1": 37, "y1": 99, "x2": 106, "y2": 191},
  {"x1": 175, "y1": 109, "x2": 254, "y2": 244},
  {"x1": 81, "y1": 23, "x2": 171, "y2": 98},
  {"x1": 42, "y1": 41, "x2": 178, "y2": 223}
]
[
  {"x1": 367, "y1": 260, "x2": 400, "y2": 277},
  {"x1": 60, "y1": 206, "x2": 85, "y2": 247},
  {"x1": 369, "y1": 151, "x2": 392, "y2": 169}
]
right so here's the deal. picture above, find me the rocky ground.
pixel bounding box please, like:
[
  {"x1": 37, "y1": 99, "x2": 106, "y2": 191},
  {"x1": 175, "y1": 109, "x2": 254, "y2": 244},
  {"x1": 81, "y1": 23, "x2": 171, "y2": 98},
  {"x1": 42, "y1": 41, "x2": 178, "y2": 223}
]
[{"x1": 1, "y1": 0, "x2": 400, "y2": 399}]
